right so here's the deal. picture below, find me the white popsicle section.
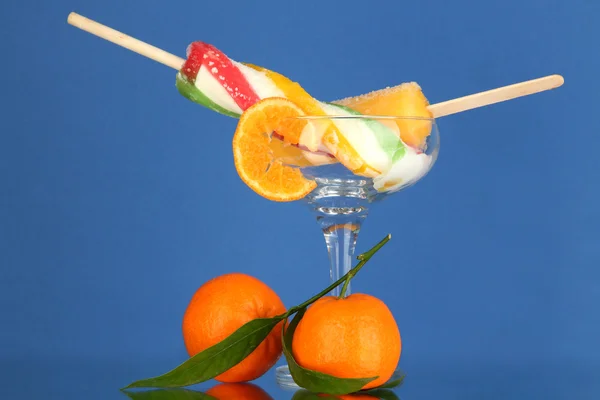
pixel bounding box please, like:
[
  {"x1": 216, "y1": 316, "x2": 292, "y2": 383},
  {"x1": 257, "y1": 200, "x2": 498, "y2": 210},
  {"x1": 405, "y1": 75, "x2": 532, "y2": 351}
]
[
  {"x1": 373, "y1": 150, "x2": 432, "y2": 192},
  {"x1": 319, "y1": 103, "x2": 393, "y2": 175},
  {"x1": 233, "y1": 61, "x2": 286, "y2": 99},
  {"x1": 195, "y1": 66, "x2": 243, "y2": 115}
]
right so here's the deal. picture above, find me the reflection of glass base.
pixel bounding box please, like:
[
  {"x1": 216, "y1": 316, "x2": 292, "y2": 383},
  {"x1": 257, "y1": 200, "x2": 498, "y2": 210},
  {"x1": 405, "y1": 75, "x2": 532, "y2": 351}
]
[
  {"x1": 275, "y1": 365, "x2": 298, "y2": 390},
  {"x1": 275, "y1": 365, "x2": 405, "y2": 391}
]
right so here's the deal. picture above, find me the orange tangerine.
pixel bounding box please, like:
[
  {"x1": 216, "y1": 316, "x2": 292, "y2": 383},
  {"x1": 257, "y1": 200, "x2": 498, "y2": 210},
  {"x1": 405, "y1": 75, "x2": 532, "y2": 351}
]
[
  {"x1": 292, "y1": 294, "x2": 401, "y2": 390},
  {"x1": 182, "y1": 273, "x2": 286, "y2": 382}
]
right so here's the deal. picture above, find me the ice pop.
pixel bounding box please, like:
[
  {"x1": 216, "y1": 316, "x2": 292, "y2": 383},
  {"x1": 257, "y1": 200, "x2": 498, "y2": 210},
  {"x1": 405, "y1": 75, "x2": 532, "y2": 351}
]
[
  {"x1": 176, "y1": 42, "x2": 336, "y2": 167},
  {"x1": 176, "y1": 41, "x2": 430, "y2": 186},
  {"x1": 66, "y1": 12, "x2": 564, "y2": 199}
]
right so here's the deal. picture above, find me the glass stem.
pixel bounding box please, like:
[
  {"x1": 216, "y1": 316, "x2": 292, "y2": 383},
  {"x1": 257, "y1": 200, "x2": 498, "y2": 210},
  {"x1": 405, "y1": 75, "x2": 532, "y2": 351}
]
[{"x1": 320, "y1": 216, "x2": 366, "y2": 297}]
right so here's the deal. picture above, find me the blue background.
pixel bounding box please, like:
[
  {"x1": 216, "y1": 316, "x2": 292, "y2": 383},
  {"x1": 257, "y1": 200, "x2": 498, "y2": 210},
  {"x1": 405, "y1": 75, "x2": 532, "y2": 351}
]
[{"x1": 1, "y1": 0, "x2": 599, "y2": 398}]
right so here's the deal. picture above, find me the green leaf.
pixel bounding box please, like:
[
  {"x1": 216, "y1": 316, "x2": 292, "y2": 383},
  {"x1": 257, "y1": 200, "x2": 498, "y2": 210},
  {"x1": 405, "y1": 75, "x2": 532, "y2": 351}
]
[
  {"x1": 361, "y1": 389, "x2": 401, "y2": 400},
  {"x1": 282, "y1": 309, "x2": 378, "y2": 395},
  {"x1": 372, "y1": 373, "x2": 405, "y2": 389},
  {"x1": 122, "y1": 388, "x2": 217, "y2": 400},
  {"x1": 291, "y1": 390, "x2": 335, "y2": 400},
  {"x1": 124, "y1": 317, "x2": 283, "y2": 388},
  {"x1": 175, "y1": 74, "x2": 241, "y2": 118}
]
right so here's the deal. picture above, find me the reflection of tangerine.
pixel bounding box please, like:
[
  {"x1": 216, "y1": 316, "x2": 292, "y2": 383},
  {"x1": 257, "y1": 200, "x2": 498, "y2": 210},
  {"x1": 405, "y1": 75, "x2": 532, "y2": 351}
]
[
  {"x1": 206, "y1": 383, "x2": 274, "y2": 400},
  {"x1": 292, "y1": 294, "x2": 401, "y2": 390},
  {"x1": 182, "y1": 273, "x2": 286, "y2": 382},
  {"x1": 293, "y1": 391, "x2": 377, "y2": 399},
  {"x1": 322, "y1": 223, "x2": 360, "y2": 234}
]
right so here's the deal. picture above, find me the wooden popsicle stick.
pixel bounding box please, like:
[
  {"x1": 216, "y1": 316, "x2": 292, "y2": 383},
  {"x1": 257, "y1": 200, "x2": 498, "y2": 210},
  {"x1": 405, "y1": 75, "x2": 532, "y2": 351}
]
[
  {"x1": 67, "y1": 12, "x2": 185, "y2": 70},
  {"x1": 428, "y1": 75, "x2": 564, "y2": 118},
  {"x1": 67, "y1": 12, "x2": 563, "y2": 118}
]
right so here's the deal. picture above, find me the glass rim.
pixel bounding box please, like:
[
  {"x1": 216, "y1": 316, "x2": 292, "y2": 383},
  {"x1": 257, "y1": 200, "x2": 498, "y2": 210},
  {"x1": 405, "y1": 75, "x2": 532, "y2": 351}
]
[{"x1": 288, "y1": 115, "x2": 436, "y2": 122}]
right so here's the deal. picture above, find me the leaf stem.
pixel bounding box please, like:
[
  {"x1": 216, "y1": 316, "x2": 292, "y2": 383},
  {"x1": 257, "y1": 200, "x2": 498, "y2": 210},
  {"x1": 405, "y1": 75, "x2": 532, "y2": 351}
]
[
  {"x1": 285, "y1": 234, "x2": 391, "y2": 316},
  {"x1": 338, "y1": 274, "x2": 351, "y2": 299}
]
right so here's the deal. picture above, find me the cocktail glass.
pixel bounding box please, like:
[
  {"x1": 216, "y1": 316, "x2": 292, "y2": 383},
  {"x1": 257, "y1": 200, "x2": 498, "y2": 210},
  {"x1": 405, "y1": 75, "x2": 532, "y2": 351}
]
[{"x1": 273, "y1": 115, "x2": 440, "y2": 388}]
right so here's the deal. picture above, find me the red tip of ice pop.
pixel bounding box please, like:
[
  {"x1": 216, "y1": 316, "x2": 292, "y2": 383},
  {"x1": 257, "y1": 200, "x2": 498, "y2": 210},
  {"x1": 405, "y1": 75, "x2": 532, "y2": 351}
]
[
  {"x1": 180, "y1": 42, "x2": 210, "y2": 81},
  {"x1": 180, "y1": 42, "x2": 260, "y2": 111}
]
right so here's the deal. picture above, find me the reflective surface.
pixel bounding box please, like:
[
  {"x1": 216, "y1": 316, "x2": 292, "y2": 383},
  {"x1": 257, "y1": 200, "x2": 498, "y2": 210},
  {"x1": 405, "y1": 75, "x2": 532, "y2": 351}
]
[
  {"x1": 3, "y1": 0, "x2": 599, "y2": 400},
  {"x1": 2, "y1": 356, "x2": 599, "y2": 399}
]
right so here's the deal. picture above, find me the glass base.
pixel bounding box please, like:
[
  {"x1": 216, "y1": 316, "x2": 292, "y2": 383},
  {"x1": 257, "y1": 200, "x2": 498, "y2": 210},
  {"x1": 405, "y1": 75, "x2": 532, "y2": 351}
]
[
  {"x1": 275, "y1": 365, "x2": 299, "y2": 390},
  {"x1": 275, "y1": 365, "x2": 405, "y2": 391},
  {"x1": 274, "y1": 164, "x2": 407, "y2": 392}
]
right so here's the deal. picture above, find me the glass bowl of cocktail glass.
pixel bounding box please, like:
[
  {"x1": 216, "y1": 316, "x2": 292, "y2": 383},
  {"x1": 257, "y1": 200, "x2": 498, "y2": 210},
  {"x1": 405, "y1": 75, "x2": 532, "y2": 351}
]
[{"x1": 272, "y1": 115, "x2": 439, "y2": 388}]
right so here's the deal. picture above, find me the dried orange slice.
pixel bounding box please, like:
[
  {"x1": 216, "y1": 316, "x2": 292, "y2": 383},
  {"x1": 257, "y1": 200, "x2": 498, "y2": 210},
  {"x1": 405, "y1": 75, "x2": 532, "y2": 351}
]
[{"x1": 232, "y1": 97, "x2": 317, "y2": 202}]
